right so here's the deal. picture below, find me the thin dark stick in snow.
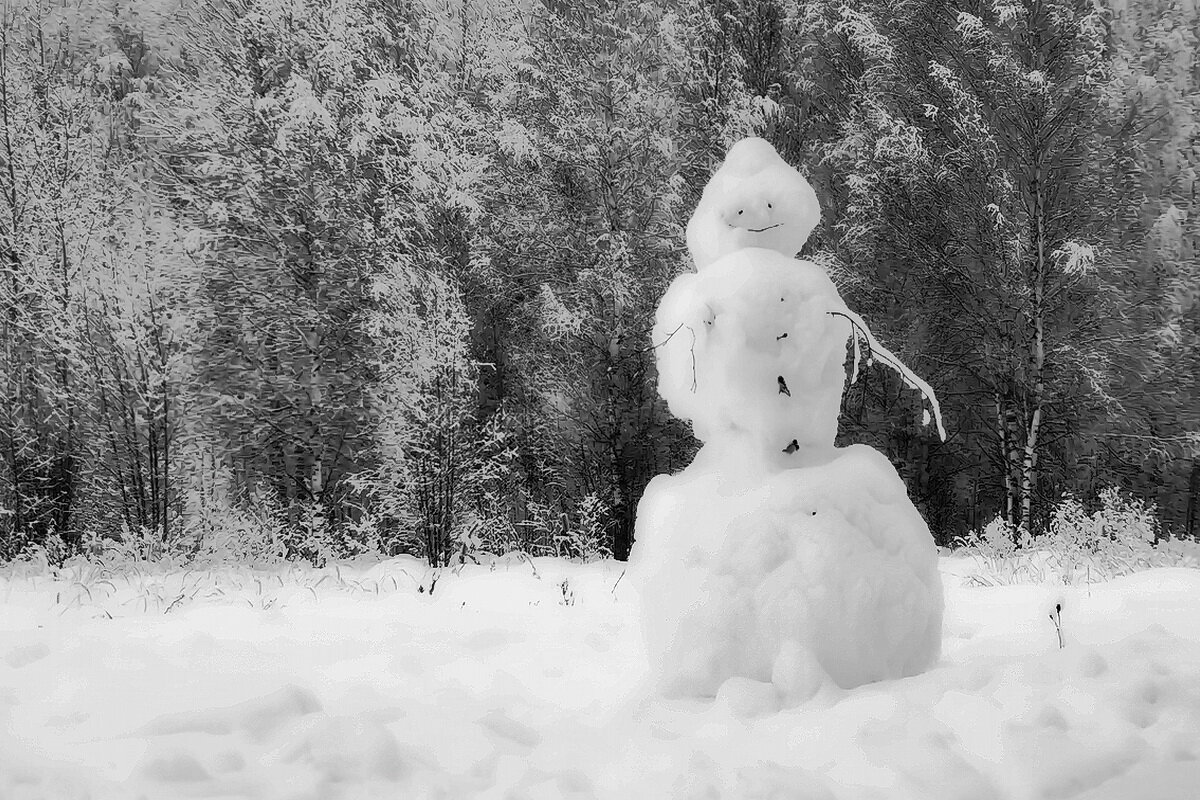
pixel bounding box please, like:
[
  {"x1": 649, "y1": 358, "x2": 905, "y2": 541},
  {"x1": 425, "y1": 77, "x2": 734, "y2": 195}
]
[
  {"x1": 850, "y1": 328, "x2": 862, "y2": 382},
  {"x1": 650, "y1": 321, "x2": 700, "y2": 392},
  {"x1": 164, "y1": 594, "x2": 186, "y2": 615},
  {"x1": 611, "y1": 569, "x2": 625, "y2": 595},
  {"x1": 652, "y1": 322, "x2": 686, "y2": 349},
  {"x1": 517, "y1": 551, "x2": 540, "y2": 579},
  {"x1": 690, "y1": 326, "x2": 698, "y2": 392}
]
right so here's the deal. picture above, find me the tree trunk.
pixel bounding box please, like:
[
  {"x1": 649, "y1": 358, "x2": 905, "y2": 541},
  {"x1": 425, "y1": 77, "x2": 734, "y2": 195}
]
[
  {"x1": 996, "y1": 394, "x2": 1019, "y2": 529},
  {"x1": 1019, "y1": 127, "x2": 1049, "y2": 534},
  {"x1": 1187, "y1": 457, "x2": 1199, "y2": 539}
]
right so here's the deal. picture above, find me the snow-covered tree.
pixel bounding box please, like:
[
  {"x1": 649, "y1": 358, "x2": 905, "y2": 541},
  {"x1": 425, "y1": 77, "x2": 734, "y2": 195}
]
[
  {"x1": 468, "y1": 0, "x2": 771, "y2": 559},
  {"x1": 1087, "y1": 0, "x2": 1200, "y2": 534},
  {"x1": 783, "y1": 0, "x2": 1136, "y2": 537},
  {"x1": 145, "y1": 0, "x2": 491, "y2": 560}
]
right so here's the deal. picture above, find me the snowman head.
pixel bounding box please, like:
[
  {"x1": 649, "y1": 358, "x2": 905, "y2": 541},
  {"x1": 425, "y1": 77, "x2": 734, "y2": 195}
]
[{"x1": 686, "y1": 138, "x2": 821, "y2": 271}]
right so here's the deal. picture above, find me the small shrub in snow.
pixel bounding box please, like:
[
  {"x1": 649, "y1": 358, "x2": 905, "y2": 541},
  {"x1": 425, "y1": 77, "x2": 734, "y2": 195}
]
[
  {"x1": 454, "y1": 507, "x2": 513, "y2": 562},
  {"x1": 485, "y1": 492, "x2": 615, "y2": 563},
  {"x1": 16, "y1": 533, "x2": 70, "y2": 570},
  {"x1": 281, "y1": 501, "x2": 379, "y2": 567},
  {"x1": 956, "y1": 489, "x2": 1196, "y2": 585},
  {"x1": 956, "y1": 515, "x2": 1020, "y2": 558},
  {"x1": 79, "y1": 492, "x2": 385, "y2": 569},
  {"x1": 181, "y1": 491, "x2": 290, "y2": 565},
  {"x1": 954, "y1": 518, "x2": 1042, "y2": 585},
  {"x1": 1044, "y1": 489, "x2": 1166, "y2": 584},
  {"x1": 554, "y1": 493, "x2": 613, "y2": 563}
]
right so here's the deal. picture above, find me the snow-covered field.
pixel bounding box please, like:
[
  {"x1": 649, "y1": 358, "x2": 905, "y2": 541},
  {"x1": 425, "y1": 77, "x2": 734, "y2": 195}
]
[{"x1": 3, "y1": 554, "x2": 1200, "y2": 800}]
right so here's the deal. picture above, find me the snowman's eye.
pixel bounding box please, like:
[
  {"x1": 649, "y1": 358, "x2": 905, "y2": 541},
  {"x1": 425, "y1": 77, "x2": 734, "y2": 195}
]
[
  {"x1": 767, "y1": 203, "x2": 773, "y2": 209},
  {"x1": 737, "y1": 209, "x2": 743, "y2": 215}
]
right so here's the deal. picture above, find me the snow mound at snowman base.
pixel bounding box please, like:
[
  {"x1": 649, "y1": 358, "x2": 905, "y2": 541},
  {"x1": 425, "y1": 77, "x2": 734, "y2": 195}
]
[{"x1": 632, "y1": 444, "x2": 944, "y2": 705}]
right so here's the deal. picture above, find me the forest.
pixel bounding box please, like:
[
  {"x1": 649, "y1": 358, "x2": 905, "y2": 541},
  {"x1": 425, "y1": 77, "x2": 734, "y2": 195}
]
[{"x1": 0, "y1": 0, "x2": 1197, "y2": 566}]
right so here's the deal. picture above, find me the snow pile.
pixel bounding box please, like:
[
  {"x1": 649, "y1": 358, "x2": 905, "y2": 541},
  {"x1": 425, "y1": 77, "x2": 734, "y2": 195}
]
[
  {"x1": 0, "y1": 556, "x2": 636, "y2": 800},
  {"x1": 634, "y1": 444, "x2": 944, "y2": 705},
  {"x1": 3, "y1": 556, "x2": 1200, "y2": 799},
  {"x1": 633, "y1": 137, "x2": 943, "y2": 705}
]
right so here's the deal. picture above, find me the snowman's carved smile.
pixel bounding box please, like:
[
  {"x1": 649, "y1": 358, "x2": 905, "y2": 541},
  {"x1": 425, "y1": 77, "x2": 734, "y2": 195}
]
[{"x1": 727, "y1": 223, "x2": 784, "y2": 232}]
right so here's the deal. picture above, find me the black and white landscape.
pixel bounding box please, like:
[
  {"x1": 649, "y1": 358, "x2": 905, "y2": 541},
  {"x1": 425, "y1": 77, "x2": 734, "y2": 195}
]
[{"x1": 1, "y1": 0, "x2": 1198, "y2": 797}]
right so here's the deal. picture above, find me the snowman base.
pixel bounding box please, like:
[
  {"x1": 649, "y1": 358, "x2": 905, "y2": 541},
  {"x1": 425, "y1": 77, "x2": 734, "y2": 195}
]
[{"x1": 630, "y1": 442, "x2": 943, "y2": 707}]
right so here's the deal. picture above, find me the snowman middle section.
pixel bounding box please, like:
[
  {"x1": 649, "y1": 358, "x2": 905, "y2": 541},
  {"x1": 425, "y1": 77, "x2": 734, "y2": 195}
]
[{"x1": 654, "y1": 248, "x2": 849, "y2": 462}]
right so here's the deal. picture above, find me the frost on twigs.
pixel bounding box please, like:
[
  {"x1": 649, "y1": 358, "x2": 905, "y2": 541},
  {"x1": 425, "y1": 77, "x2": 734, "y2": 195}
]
[
  {"x1": 653, "y1": 260, "x2": 947, "y2": 447},
  {"x1": 955, "y1": 489, "x2": 1195, "y2": 587},
  {"x1": 829, "y1": 307, "x2": 947, "y2": 441}
]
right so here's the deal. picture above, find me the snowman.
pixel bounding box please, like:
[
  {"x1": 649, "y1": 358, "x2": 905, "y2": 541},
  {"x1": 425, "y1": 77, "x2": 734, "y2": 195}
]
[{"x1": 630, "y1": 138, "x2": 945, "y2": 709}]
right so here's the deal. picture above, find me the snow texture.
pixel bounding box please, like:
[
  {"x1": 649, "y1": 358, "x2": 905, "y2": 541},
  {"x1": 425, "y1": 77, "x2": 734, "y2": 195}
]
[
  {"x1": 3, "y1": 556, "x2": 1200, "y2": 799},
  {"x1": 634, "y1": 443, "x2": 944, "y2": 703},
  {"x1": 635, "y1": 137, "x2": 943, "y2": 705}
]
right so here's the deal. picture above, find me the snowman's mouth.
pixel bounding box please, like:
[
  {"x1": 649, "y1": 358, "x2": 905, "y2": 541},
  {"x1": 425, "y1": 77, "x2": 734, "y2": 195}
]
[{"x1": 749, "y1": 223, "x2": 783, "y2": 233}]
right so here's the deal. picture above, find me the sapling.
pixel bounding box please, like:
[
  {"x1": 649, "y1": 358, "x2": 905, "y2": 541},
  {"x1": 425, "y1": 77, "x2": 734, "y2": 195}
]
[
  {"x1": 417, "y1": 569, "x2": 440, "y2": 595},
  {"x1": 1049, "y1": 602, "x2": 1065, "y2": 649}
]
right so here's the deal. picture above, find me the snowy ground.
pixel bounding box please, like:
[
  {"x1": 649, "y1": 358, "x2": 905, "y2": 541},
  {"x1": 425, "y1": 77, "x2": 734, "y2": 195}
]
[{"x1": 3, "y1": 553, "x2": 1200, "y2": 799}]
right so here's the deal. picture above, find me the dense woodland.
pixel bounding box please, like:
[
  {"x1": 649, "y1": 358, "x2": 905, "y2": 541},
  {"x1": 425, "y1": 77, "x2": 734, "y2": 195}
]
[{"x1": 0, "y1": 0, "x2": 1197, "y2": 565}]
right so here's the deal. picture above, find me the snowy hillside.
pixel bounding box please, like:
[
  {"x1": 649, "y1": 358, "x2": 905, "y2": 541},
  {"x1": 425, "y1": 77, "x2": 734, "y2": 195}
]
[{"x1": 3, "y1": 555, "x2": 1200, "y2": 799}]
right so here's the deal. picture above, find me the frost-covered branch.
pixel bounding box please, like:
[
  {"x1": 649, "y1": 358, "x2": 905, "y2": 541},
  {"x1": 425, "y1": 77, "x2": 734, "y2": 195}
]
[{"x1": 828, "y1": 310, "x2": 947, "y2": 441}]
